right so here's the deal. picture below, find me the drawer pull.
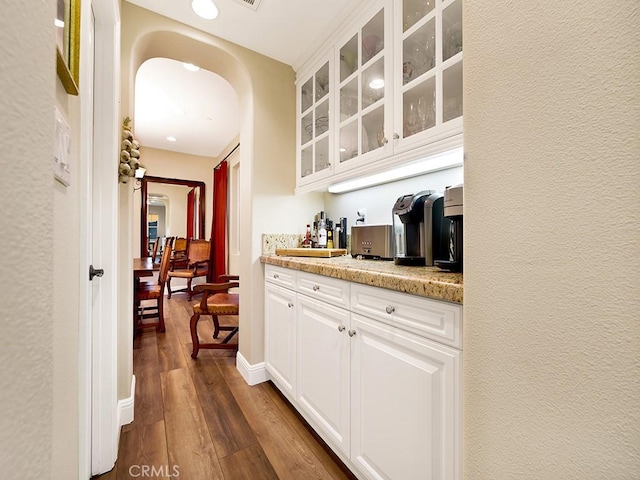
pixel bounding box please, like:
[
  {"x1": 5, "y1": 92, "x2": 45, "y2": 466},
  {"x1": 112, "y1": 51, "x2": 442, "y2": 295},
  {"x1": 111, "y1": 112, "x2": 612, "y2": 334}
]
[
  {"x1": 287, "y1": 302, "x2": 294, "y2": 308},
  {"x1": 273, "y1": 274, "x2": 280, "y2": 279},
  {"x1": 312, "y1": 285, "x2": 320, "y2": 291},
  {"x1": 348, "y1": 330, "x2": 356, "y2": 337},
  {"x1": 385, "y1": 305, "x2": 395, "y2": 314},
  {"x1": 338, "y1": 325, "x2": 346, "y2": 332}
]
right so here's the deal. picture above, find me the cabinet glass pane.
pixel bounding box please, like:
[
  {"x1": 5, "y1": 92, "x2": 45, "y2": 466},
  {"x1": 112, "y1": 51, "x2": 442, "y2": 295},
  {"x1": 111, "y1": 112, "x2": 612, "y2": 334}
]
[
  {"x1": 403, "y1": 17, "x2": 435, "y2": 85},
  {"x1": 315, "y1": 99, "x2": 329, "y2": 137},
  {"x1": 301, "y1": 111, "x2": 313, "y2": 145},
  {"x1": 315, "y1": 62, "x2": 330, "y2": 102},
  {"x1": 443, "y1": 60, "x2": 463, "y2": 122},
  {"x1": 301, "y1": 146, "x2": 313, "y2": 178},
  {"x1": 403, "y1": 0, "x2": 435, "y2": 32},
  {"x1": 362, "y1": 9, "x2": 384, "y2": 66},
  {"x1": 443, "y1": 0, "x2": 462, "y2": 62},
  {"x1": 362, "y1": 58, "x2": 385, "y2": 109},
  {"x1": 301, "y1": 78, "x2": 313, "y2": 113},
  {"x1": 340, "y1": 78, "x2": 358, "y2": 122},
  {"x1": 403, "y1": 77, "x2": 435, "y2": 138},
  {"x1": 340, "y1": 35, "x2": 358, "y2": 83},
  {"x1": 339, "y1": 120, "x2": 358, "y2": 163},
  {"x1": 362, "y1": 105, "x2": 385, "y2": 154},
  {"x1": 315, "y1": 137, "x2": 330, "y2": 173}
]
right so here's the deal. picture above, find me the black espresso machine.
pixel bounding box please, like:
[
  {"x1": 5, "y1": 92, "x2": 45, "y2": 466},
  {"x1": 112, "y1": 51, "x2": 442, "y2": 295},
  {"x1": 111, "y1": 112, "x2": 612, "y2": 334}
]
[{"x1": 391, "y1": 190, "x2": 450, "y2": 266}]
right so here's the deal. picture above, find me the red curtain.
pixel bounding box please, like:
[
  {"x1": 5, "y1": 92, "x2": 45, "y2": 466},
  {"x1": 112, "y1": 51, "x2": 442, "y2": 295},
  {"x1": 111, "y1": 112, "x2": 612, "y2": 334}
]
[
  {"x1": 186, "y1": 188, "x2": 195, "y2": 239},
  {"x1": 209, "y1": 160, "x2": 227, "y2": 282}
]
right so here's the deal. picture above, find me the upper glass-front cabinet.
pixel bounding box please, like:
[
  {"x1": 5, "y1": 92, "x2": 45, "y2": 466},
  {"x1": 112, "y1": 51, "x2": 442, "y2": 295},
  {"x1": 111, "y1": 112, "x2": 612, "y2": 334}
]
[
  {"x1": 337, "y1": 6, "x2": 392, "y2": 171},
  {"x1": 298, "y1": 59, "x2": 332, "y2": 184},
  {"x1": 396, "y1": 0, "x2": 462, "y2": 148},
  {"x1": 295, "y1": 0, "x2": 463, "y2": 191}
]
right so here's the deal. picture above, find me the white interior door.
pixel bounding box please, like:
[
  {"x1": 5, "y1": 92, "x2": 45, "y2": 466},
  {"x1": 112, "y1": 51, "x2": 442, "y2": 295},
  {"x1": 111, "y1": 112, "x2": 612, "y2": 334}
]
[{"x1": 78, "y1": 0, "x2": 121, "y2": 477}]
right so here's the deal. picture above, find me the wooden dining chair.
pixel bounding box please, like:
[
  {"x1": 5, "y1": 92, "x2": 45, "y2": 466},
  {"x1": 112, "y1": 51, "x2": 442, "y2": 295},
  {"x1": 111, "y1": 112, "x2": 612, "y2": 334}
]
[
  {"x1": 166, "y1": 239, "x2": 210, "y2": 300},
  {"x1": 135, "y1": 244, "x2": 172, "y2": 334},
  {"x1": 150, "y1": 237, "x2": 161, "y2": 263},
  {"x1": 189, "y1": 275, "x2": 239, "y2": 358}
]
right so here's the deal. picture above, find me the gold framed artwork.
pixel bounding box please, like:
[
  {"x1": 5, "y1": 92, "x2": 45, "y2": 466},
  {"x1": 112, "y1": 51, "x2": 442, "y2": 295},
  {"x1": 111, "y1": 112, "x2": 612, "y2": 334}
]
[{"x1": 55, "y1": 0, "x2": 80, "y2": 95}]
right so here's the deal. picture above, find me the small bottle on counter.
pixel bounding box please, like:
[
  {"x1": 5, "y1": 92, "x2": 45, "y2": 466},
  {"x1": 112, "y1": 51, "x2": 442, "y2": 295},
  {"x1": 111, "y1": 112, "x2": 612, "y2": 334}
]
[
  {"x1": 326, "y1": 221, "x2": 334, "y2": 249},
  {"x1": 302, "y1": 224, "x2": 312, "y2": 247}
]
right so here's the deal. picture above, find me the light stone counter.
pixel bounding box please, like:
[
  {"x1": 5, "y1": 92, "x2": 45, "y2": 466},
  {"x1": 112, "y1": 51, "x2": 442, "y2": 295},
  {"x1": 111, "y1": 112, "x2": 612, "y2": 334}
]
[{"x1": 260, "y1": 254, "x2": 463, "y2": 304}]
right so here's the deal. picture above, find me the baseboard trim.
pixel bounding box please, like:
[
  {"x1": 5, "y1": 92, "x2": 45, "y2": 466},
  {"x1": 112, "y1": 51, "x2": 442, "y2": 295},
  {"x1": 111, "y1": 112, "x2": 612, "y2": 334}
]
[
  {"x1": 117, "y1": 374, "x2": 135, "y2": 430},
  {"x1": 236, "y1": 352, "x2": 267, "y2": 385}
]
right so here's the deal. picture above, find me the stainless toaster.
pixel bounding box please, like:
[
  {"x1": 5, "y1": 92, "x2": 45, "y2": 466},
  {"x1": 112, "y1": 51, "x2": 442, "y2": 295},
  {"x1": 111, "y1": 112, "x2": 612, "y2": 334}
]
[{"x1": 350, "y1": 224, "x2": 393, "y2": 260}]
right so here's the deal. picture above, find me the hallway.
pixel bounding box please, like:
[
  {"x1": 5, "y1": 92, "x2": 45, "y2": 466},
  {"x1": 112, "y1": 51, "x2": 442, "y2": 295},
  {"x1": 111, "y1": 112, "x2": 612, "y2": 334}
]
[{"x1": 95, "y1": 295, "x2": 355, "y2": 479}]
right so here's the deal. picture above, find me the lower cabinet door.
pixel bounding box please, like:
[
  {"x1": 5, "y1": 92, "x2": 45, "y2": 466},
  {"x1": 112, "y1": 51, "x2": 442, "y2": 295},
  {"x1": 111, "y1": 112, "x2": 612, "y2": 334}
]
[
  {"x1": 350, "y1": 313, "x2": 461, "y2": 480},
  {"x1": 264, "y1": 283, "x2": 297, "y2": 397},
  {"x1": 296, "y1": 295, "x2": 351, "y2": 455}
]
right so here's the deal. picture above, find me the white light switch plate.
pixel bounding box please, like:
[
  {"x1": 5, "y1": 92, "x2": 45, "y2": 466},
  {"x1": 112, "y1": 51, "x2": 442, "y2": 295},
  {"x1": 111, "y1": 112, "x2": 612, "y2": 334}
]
[{"x1": 53, "y1": 107, "x2": 71, "y2": 186}]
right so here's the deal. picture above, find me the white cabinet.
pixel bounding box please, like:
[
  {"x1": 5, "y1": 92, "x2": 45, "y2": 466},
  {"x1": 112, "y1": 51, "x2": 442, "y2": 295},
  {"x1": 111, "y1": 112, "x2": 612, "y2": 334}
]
[
  {"x1": 296, "y1": 295, "x2": 351, "y2": 455},
  {"x1": 264, "y1": 282, "x2": 297, "y2": 398},
  {"x1": 264, "y1": 264, "x2": 462, "y2": 479},
  {"x1": 295, "y1": 0, "x2": 463, "y2": 192},
  {"x1": 392, "y1": 0, "x2": 463, "y2": 155},
  {"x1": 335, "y1": 1, "x2": 393, "y2": 173},
  {"x1": 297, "y1": 54, "x2": 334, "y2": 186},
  {"x1": 351, "y1": 313, "x2": 461, "y2": 480}
]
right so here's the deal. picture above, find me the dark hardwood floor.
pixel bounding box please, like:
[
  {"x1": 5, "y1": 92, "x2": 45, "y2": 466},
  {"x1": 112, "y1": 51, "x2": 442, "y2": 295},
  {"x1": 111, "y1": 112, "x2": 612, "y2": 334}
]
[{"x1": 94, "y1": 294, "x2": 356, "y2": 480}]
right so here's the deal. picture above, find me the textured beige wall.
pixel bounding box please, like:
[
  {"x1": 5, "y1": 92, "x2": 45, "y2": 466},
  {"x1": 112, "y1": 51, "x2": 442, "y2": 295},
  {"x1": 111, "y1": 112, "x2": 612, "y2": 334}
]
[
  {"x1": 0, "y1": 3, "x2": 56, "y2": 478},
  {"x1": 463, "y1": 2, "x2": 640, "y2": 478}
]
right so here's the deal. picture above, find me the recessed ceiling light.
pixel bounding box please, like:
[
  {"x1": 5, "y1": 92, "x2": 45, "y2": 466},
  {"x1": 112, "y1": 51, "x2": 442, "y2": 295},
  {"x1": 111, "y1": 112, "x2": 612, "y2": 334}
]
[
  {"x1": 369, "y1": 78, "x2": 385, "y2": 90},
  {"x1": 166, "y1": 136, "x2": 177, "y2": 142},
  {"x1": 183, "y1": 62, "x2": 200, "y2": 72},
  {"x1": 192, "y1": 0, "x2": 219, "y2": 20}
]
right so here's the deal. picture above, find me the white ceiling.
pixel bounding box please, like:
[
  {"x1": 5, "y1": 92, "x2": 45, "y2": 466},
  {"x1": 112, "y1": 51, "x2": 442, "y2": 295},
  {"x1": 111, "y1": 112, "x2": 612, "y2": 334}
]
[
  {"x1": 134, "y1": 58, "x2": 240, "y2": 158},
  {"x1": 128, "y1": 0, "x2": 360, "y2": 159},
  {"x1": 125, "y1": 0, "x2": 361, "y2": 67}
]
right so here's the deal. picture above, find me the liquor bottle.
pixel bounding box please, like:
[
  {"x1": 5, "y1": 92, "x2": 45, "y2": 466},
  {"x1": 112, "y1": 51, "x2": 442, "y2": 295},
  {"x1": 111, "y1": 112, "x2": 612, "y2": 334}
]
[
  {"x1": 317, "y1": 218, "x2": 327, "y2": 248},
  {"x1": 311, "y1": 221, "x2": 318, "y2": 248},
  {"x1": 302, "y1": 224, "x2": 312, "y2": 247}
]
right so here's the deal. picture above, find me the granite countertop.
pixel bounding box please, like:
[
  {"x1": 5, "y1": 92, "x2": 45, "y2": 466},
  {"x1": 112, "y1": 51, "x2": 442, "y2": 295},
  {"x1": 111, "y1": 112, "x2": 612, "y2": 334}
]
[{"x1": 260, "y1": 254, "x2": 463, "y2": 304}]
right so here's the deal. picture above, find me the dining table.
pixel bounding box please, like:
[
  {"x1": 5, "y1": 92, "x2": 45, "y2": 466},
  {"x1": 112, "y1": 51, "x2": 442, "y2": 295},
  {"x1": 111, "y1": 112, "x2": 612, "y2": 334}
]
[{"x1": 133, "y1": 256, "x2": 157, "y2": 280}]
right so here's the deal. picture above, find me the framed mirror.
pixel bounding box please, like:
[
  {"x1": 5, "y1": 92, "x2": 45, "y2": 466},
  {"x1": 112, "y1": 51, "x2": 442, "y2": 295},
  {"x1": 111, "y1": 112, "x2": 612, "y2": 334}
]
[{"x1": 140, "y1": 175, "x2": 206, "y2": 257}]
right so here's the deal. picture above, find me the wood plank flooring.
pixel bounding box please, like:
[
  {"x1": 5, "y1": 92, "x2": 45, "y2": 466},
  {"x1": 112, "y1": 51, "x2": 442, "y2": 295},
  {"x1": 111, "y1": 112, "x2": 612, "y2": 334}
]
[{"x1": 94, "y1": 295, "x2": 356, "y2": 480}]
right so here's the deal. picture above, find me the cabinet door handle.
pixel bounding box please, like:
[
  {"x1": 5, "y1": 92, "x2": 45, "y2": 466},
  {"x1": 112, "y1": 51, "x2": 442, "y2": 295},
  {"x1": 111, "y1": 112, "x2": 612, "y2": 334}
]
[
  {"x1": 385, "y1": 305, "x2": 395, "y2": 314},
  {"x1": 393, "y1": 132, "x2": 400, "y2": 140},
  {"x1": 273, "y1": 273, "x2": 280, "y2": 279},
  {"x1": 338, "y1": 325, "x2": 346, "y2": 332},
  {"x1": 287, "y1": 302, "x2": 294, "y2": 308},
  {"x1": 348, "y1": 330, "x2": 356, "y2": 337},
  {"x1": 312, "y1": 285, "x2": 320, "y2": 291}
]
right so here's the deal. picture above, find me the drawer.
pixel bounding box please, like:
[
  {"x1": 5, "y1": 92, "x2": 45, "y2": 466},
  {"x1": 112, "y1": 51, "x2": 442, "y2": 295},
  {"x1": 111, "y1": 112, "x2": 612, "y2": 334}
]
[
  {"x1": 351, "y1": 283, "x2": 462, "y2": 349},
  {"x1": 297, "y1": 271, "x2": 350, "y2": 309},
  {"x1": 264, "y1": 264, "x2": 297, "y2": 289}
]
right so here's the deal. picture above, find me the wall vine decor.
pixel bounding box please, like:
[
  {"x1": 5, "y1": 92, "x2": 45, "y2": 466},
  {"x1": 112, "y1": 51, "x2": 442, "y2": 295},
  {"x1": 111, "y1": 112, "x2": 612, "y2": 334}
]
[{"x1": 119, "y1": 116, "x2": 144, "y2": 183}]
